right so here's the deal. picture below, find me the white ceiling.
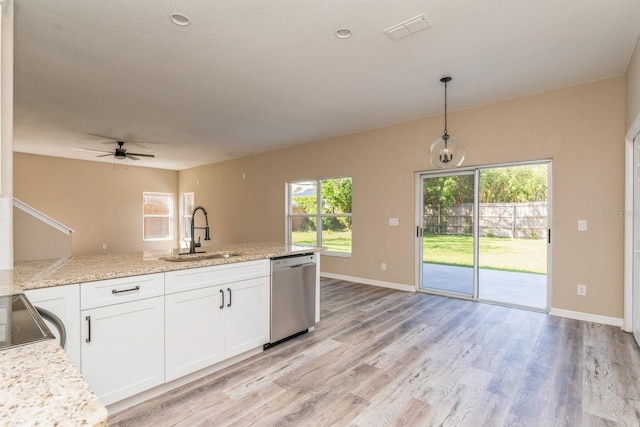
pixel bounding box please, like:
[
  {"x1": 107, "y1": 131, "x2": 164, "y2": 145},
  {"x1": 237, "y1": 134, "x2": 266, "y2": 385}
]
[{"x1": 12, "y1": 0, "x2": 640, "y2": 170}]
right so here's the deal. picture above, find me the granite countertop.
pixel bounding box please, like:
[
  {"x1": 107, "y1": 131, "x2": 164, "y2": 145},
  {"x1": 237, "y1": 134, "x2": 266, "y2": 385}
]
[
  {"x1": 14, "y1": 242, "x2": 322, "y2": 291},
  {"x1": 1, "y1": 242, "x2": 321, "y2": 426},
  {"x1": 0, "y1": 340, "x2": 108, "y2": 426}
]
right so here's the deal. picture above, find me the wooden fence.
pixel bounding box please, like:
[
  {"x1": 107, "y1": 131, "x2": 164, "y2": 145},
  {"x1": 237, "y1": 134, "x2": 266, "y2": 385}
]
[{"x1": 424, "y1": 202, "x2": 547, "y2": 239}]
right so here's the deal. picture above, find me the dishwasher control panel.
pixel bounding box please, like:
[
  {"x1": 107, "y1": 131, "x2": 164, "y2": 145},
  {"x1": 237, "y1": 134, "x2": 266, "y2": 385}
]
[{"x1": 271, "y1": 254, "x2": 316, "y2": 271}]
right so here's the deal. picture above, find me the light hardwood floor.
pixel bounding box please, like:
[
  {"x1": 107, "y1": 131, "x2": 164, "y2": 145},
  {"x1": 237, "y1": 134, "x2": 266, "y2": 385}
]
[{"x1": 109, "y1": 278, "x2": 640, "y2": 426}]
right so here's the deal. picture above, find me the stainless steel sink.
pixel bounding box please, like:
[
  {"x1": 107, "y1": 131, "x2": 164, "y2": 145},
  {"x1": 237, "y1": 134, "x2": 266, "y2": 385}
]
[{"x1": 160, "y1": 252, "x2": 244, "y2": 262}]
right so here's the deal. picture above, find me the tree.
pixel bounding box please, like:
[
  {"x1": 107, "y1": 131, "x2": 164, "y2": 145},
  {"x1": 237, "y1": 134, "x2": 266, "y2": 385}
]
[
  {"x1": 479, "y1": 165, "x2": 547, "y2": 203},
  {"x1": 424, "y1": 175, "x2": 474, "y2": 207},
  {"x1": 424, "y1": 166, "x2": 547, "y2": 206},
  {"x1": 322, "y1": 178, "x2": 352, "y2": 214}
]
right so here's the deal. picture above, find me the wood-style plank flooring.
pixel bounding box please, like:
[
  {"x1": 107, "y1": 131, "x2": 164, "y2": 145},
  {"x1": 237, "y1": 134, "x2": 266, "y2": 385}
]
[{"x1": 109, "y1": 278, "x2": 640, "y2": 426}]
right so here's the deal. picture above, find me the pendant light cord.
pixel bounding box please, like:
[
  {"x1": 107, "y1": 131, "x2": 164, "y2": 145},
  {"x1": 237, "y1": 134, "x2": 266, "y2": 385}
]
[
  {"x1": 440, "y1": 76, "x2": 451, "y2": 139},
  {"x1": 443, "y1": 80, "x2": 448, "y2": 137}
]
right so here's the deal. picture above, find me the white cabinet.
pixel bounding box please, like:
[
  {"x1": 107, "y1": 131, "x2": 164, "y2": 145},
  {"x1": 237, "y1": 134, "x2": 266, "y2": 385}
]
[
  {"x1": 165, "y1": 260, "x2": 269, "y2": 382},
  {"x1": 25, "y1": 284, "x2": 81, "y2": 370},
  {"x1": 224, "y1": 276, "x2": 269, "y2": 358},
  {"x1": 25, "y1": 259, "x2": 271, "y2": 406},
  {"x1": 164, "y1": 259, "x2": 270, "y2": 294},
  {"x1": 165, "y1": 285, "x2": 225, "y2": 381},
  {"x1": 80, "y1": 274, "x2": 164, "y2": 406}
]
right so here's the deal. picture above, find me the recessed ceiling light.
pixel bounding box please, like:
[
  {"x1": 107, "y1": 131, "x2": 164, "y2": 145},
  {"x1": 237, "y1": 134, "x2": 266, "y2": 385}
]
[
  {"x1": 335, "y1": 28, "x2": 352, "y2": 39},
  {"x1": 170, "y1": 13, "x2": 190, "y2": 26}
]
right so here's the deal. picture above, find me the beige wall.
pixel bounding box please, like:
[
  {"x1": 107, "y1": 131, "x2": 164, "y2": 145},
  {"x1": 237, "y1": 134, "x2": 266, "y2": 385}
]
[
  {"x1": 627, "y1": 34, "x2": 640, "y2": 130},
  {"x1": 180, "y1": 76, "x2": 626, "y2": 318},
  {"x1": 14, "y1": 206, "x2": 72, "y2": 261},
  {"x1": 14, "y1": 153, "x2": 179, "y2": 255},
  {"x1": 11, "y1": 77, "x2": 626, "y2": 318}
]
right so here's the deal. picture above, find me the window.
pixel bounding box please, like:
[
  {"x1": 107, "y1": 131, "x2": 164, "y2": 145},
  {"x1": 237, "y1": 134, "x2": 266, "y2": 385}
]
[
  {"x1": 180, "y1": 192, "x2": 195, "y2": 246},
  {"x1": 143, "y1": 192, "x2": 173, "y2": 241},
  {"x1": 287, "y1": 177, "x2": 352, "y2": 255}
]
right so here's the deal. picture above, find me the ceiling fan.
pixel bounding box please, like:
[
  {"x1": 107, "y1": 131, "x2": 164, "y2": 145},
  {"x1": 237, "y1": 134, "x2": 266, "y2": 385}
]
[{"x1": 75, "y1": 140, "x2": 156, "y2": 161}]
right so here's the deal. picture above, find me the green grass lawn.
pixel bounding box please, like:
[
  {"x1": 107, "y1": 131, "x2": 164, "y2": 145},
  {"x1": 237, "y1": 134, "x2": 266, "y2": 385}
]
[
  {"x1": 424, "y1": 234, "x2": 546, "y2": 274},
  {"x1": 292, "y1": 230, "x2": 351, "y2": 253},
  {"x1": 292, "y1": 231, "x2": 546, "y2": 274}
]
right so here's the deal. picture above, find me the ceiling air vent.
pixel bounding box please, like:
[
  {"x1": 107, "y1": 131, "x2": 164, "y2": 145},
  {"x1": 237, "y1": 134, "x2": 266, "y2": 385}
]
[{"x1": 384, "y1": 14, "x2": 432, "y2": 41}]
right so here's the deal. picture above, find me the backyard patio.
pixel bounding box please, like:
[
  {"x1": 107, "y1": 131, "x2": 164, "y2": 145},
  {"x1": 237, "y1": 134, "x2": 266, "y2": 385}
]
[{"x1": 422, "y1": 262, "x2": 547, "y2": 309}]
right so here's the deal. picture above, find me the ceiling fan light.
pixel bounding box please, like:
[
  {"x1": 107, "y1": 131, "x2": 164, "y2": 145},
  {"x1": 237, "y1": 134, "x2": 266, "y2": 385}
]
[{"x1": 429, "y1": 135, "x2": 465, "y2": 169}]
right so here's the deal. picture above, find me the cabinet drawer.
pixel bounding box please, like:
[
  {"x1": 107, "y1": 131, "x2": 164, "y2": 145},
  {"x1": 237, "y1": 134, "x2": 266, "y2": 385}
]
[
  {"x1": 81, "y1": 273, "x2": 164, "y2": 310},
  {"x1": 165, "y1": 259, "x2": 269, "y2": 294}
]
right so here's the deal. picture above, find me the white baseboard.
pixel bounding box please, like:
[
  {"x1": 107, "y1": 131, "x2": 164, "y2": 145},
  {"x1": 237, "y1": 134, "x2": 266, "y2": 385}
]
[
  {"x1": 320, "y1": 272, "x2": 414, "y2": 292},
  {"x1": 320, "y1": 274, "x2": 624, "y2": 328},
  {"x1": 550, "y1": 308, "x2": 623, "y2": 328}
]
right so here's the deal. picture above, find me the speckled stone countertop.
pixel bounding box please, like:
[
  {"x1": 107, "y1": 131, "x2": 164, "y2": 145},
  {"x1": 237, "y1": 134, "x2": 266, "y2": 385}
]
[
  {"x1": 15, "y1": 242, "x2": 322, "y2": 290},
  {"x1": 1, "y1": 242, "x2": 321, "y2": 426},
  {"x1": 0, "y1": 340, "x2": 108, "y2": 426}
]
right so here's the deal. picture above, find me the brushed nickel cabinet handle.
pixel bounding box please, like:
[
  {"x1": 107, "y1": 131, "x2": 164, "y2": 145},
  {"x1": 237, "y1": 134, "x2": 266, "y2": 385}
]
[
  {"x1": 227, "y1": 288, "x2": 232, "y2": 307},
  {"x1": 112, "y1": 285, "x2": 140, "y2": 294},
  {"x1": 219, "y1": 289, "x2": 224, "y2": 309}
]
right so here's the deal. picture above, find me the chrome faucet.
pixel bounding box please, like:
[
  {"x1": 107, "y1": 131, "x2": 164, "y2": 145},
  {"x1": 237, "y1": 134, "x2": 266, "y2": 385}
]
[{"x1": 189, "y1": 206, "x2": 211, "y2": 254}]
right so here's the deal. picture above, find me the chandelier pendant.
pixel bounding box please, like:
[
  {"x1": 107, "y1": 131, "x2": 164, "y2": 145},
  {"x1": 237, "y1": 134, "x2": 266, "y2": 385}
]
[{"x1": 429, "y1": 76, "x2": 465, "y2": 169}]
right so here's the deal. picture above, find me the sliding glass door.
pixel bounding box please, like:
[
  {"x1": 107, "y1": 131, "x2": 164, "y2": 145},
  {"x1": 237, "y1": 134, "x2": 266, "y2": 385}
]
[
  {"x1": 477, "y1": 164, "x2": 548, "y2": 309},
  {"x1": 420, "y1": 171, "x2": 476, "y2": 297},
  {"x1": 418, "y1": 162, "x2": 550, "y2": 311}
]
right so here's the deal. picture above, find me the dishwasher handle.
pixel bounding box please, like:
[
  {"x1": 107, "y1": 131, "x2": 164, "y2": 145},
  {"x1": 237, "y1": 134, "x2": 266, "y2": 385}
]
[
  {"x1": 271, "y1": 255, "x2": 316, "y2": 272},
  {"x1": 272, "y1": 261, "x2": 316, "y2": 272},
  {"x1": 289, "y1": 262, "x2": 315, "y2": 269}
]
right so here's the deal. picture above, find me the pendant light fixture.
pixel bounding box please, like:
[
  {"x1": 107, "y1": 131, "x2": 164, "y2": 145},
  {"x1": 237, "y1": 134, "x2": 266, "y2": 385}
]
[{"x1": 429, "y1": 76, "x2": 465, "y2": 169}]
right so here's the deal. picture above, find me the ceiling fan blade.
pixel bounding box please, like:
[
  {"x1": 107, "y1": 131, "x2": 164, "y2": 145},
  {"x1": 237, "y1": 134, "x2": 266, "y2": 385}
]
[
  {"x1": 73, "y1": 147, "x2": 113, "y2": 154},
  {"x1": 87, "y1": 133, "x2": 115, "y2": 140},
  {"x1": 86, "y1": 134, "x2": 166, "y2": 148},
  {"x1": 96, "y1": 153, "x2": 113, "y2": 158},
  {"x1": 127, "y1": 152, "x2": 155, "y2": 158},
  {"x1": 126, "y1": 154, "x2": 140, "y2": 161}
]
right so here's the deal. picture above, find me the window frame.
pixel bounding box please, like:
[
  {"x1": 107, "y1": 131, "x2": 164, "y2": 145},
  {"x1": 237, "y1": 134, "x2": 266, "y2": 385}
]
[
  {"x1": 142, "y1": 192, "x2": 174, "y2": 242},
  {"x1": 286, "y1": 177, "x2": 352, "y2": 257},
  {"x1": 179, "y1": 192, "x2": 195, "y2": 247}
]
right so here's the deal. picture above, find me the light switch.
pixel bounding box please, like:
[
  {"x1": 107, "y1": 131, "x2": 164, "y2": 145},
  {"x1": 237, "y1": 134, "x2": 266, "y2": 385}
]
[
  {"x1": 578, "y1": 220, "x2": 587, "y2": 231},
  {"x1": 389, "y1": 218, "x2": 399, "y2": 226}
]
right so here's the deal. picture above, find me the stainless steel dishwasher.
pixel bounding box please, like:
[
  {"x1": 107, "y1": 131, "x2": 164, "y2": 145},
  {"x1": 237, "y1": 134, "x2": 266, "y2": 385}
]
[{"x1": 266, "y1": 253, "x2": 317, "y2": 349}]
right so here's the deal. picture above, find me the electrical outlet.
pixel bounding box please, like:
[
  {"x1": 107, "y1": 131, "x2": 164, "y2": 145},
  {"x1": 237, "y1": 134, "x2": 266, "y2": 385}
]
[
  {"x1": 102, "y1": 244, "x2": 107, "y2": 250},
  {"x1": 578, "y1": 220, "x2": 587, "y2": 231},
  {"x1": 577, "y1": 284, "x2": 587, "y2": 296},
  {"x1": 381, "y1": 262, "x2": 387, "y2": 271}
]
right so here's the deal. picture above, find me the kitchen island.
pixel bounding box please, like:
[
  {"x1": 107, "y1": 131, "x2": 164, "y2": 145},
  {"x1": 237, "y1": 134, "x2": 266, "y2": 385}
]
[
  {"x1": 15, "y1": 242, "x2": 321, "y2": 290},
  {"x1": 2, "y1": 242, "x2": 322, "y2": 426}
]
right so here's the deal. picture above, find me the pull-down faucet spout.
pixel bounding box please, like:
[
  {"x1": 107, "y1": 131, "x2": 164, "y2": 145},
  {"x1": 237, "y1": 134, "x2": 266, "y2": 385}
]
[{"x1": 189, "y1": 206, "x2": 211, "y2": 254}]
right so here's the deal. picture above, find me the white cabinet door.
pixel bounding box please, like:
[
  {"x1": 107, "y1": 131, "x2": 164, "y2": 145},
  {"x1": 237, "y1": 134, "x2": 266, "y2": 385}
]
[
  {"x1": 25, "y1": 284, "x2": 81, "y2": 370},
  {"x1": 165, "y1": 275, "x2": 269, "y2": 380},
  {"x1": 165, "y1": 286, "x2": 225, "y2": 382},
  {"x1": 81, "y1": 296, "x2": 164, "y2": 406},
  {"x1": 224, "y1": 276, "x2": 270, "y2": 359}
]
